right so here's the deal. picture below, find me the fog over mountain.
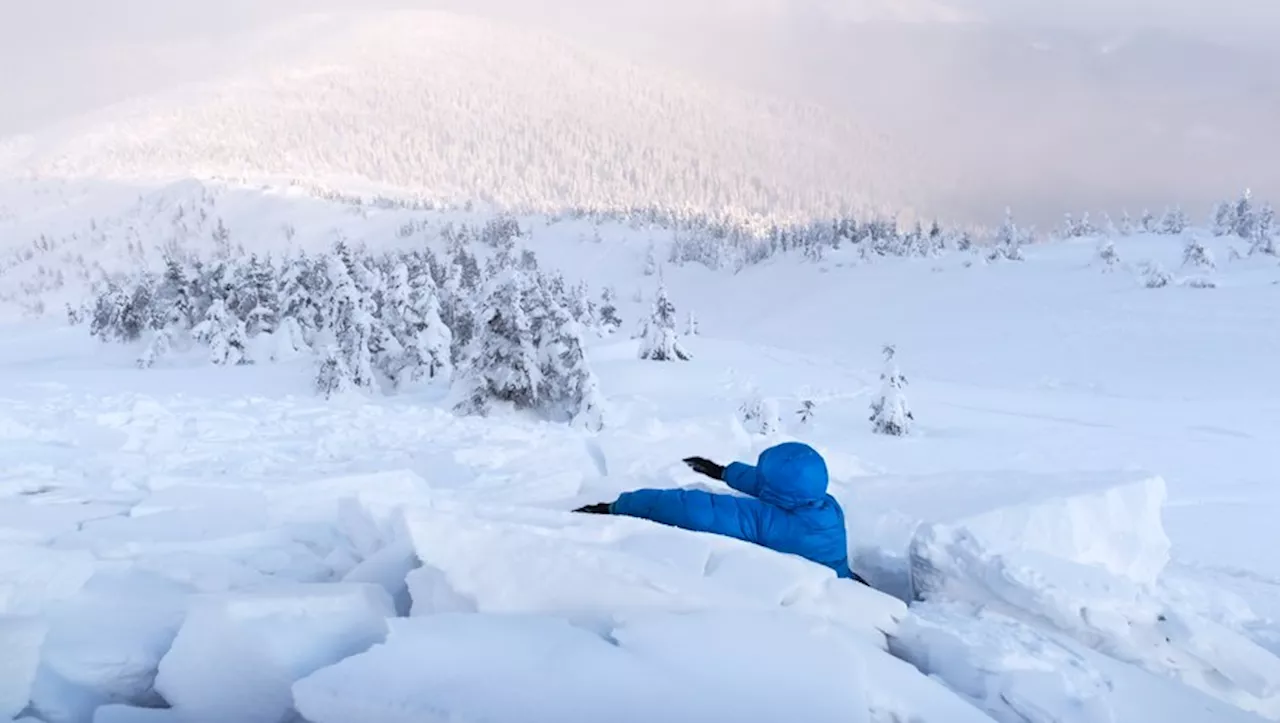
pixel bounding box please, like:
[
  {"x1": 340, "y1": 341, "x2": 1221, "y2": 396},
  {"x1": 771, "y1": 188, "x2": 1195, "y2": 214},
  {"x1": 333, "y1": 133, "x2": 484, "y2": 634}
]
[{"x1": 2, "y1": 0, "x2": 1276, "y2": 224}]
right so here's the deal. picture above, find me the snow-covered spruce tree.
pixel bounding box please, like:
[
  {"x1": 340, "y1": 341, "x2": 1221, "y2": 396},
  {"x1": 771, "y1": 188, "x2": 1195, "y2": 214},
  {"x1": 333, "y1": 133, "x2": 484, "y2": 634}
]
[
  {"x1": 391, "y1": 256, "x2": 452, "y2": 384},
  {"x1": 1139, "y1": 209, "x2": 1157, "y2": 234},
  {"x1": 685, "y1": 310, "x2": 699, "y2": 336},
  {"x1": 870, "y1": 345, "x2": 913, "y2": 436},
  {"x1": 454, "y1": 271, "x2": 541, "y2": 416},
  {"x1": 1182, "y1": 235, "x2": 1215, "y2": 271},
  {"x1": 1118, "y1": 210, "x2": 1135, "y2": 236},
  {"x1": 643, "y1": 241, "x2": 658, "y2": 276},
  {"x1": 638, "y1": 279, "x2": 691, "y2": 361},
  {"x1": 1249, "y1": 203, "x2": 1277, "y2": 256},
  {"x1": 233, "y1": 254, "x2": 280, "y2": 337},
  {"x1": 598, "y1": 287, "x2": 622, "y2": 334},
  {"x1": 988, "y1": 208, "x2": 1024, "y2": 261},
  {"x1": 1159, "y1": 207, "x2": 1189, "y2": 235},
  {"x1": 277, "y1": 252, "x2": 326, "y2": 355},
  {"x1": 527, "y1": 281, "x2": 606, "y2": 429},
  {"x1": 192, "y1": 298, "x2": 249, "y2": 366},
  {"x1": 315, "y1": 254, "x2": 377, "y2": 396},
  {"x1": 1212, "y1": 198, "x2": 1238, "y2": 237},
  {"x1": 796, "y1": 399, "x2": 816, "y2": 427}
]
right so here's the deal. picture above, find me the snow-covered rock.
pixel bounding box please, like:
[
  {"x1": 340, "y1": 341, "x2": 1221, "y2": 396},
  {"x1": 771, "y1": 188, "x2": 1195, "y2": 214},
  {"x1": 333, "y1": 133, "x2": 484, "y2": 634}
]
[
  {"x1": 153, "y1": 582, "x2": 394, "y2": 723},
  {"x1": 894, "y1": 600, "x2": 1270, "y2": 723},
  {"x1": 294, "y1": 611, "x2": 994, "y2": 723},
  {"x1": 0, "y1": 614, "x2": 47, "y2": 720}
]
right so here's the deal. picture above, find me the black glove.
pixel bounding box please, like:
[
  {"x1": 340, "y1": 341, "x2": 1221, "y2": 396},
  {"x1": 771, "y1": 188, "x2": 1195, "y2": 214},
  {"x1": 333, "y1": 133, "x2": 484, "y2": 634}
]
[
  {"x1": 683, "y1": 456, "x2": 725, "y2": 480},
  {"x1": 573, "y1": 502, "x2": 613, "y2": 514}
]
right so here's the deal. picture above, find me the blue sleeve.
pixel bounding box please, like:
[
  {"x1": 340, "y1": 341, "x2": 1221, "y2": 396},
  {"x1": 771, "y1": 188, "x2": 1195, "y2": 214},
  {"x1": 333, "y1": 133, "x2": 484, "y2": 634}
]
[
  {"x1": 611, "y1": 488, "x2": 768, "y2": 544},
  {"x1": 722, "y1": 462, "x2": 761, "y2": 497}
]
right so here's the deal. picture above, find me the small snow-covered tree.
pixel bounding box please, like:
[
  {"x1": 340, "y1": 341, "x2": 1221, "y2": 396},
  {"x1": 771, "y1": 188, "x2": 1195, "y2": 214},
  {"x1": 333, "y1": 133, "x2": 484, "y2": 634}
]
[
  {"x1": 988, "y1": 208, "x2": 1024, "y2": 261},
  {"x1": 528, "y1": 285, "x2": 606, "y2": 429},
  {"x1": 685, "y1": 310, "x2": 698, "y2": 336},
  {"x1": 1118, "y1": 210, "x2": 1135, "y2": 236},
  {"x1": 1211, "y1": 199, "x2": 1238, "y2": 237},
  {"x1": 739, "y1": 392, "x2": 782, "y2": 436},
  {"x1": 1096, "y1": 238, "x2": 1120, "y2": 270},
  {"x1": 870, "y1": 345, "x2": 913, "y2": 436},
  {"x1": 598, "y1": 287, "x2": 622, "y2": 334},
  {"x1": 1182, "y1": 235, "x2": 1215, "y2": 271},
  {"x1": 796, "y1": 399, "x2": 816, "y2": 426},
  {"x1": 192, "y1": 298, "x2": 249, "y2": 366},
  {"x1": 643, "y1": 241, "x2": 658, "y2": 276},
  {"x1": 1141, "y1": 261, "x2": 1172, "y2": 288},
  {"x1": 638, "y1": 280, "x2": 691, "y2": 361}
]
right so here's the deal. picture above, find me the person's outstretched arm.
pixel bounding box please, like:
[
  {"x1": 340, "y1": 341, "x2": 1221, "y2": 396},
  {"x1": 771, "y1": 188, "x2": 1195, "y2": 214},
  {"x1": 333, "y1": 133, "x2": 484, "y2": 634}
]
[
  {"x1": 684, "y1": 456, "x2": 761, "y2": 498},
  {"x1": 609, "y1": 487, "x2": 769, "y2": 544}
]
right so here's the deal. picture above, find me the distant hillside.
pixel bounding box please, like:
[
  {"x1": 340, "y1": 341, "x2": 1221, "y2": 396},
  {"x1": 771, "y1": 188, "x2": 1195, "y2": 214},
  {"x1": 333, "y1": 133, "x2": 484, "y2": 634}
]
[{"x1": 0, "y1": 10, "x2": 919, "y2": 224}]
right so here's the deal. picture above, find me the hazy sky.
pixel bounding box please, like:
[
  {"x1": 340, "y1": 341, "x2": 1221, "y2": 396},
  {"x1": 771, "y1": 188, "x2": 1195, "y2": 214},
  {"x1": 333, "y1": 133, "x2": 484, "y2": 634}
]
[{"x1": 2, "y1": 0, "x2": 1277, "y2": 222}]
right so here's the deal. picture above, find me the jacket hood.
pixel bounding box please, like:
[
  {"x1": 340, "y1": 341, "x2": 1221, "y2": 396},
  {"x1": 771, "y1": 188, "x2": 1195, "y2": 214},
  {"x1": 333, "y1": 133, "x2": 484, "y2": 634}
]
[{"x1": 754, "y1": 442, "x2": 829, "y2": 509}]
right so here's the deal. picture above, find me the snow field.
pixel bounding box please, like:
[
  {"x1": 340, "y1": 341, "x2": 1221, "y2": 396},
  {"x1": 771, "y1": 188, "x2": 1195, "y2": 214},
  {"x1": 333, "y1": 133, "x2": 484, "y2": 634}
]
[{"x1": 1, "y1": 211, "x2": 1278, "y2": 721}]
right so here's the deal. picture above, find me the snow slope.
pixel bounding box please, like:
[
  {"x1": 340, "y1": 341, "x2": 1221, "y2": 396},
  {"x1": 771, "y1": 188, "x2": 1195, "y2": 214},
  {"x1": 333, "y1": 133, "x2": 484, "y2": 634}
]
[
  {"x1": 0, "y1": 10, "x2": 914, "y2": 223},
  {"x1": 0, "y1": 193, "x2": 1278, "y2": 722}
]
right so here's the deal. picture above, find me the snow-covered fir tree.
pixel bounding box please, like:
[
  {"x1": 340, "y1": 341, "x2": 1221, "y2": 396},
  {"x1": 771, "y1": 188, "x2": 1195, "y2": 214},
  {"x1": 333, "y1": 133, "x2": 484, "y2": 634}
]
[
  {"x1": 685, "y1": 310, "x2": 699, "y2": 336},
  {"x1": 1118, "y1": 211, "x2": 1135, "y2": 236},
  {"x1": 315, "y1": 254, "x2": 377, "y2": 395},
  {"x1": 638, "y1": 279, "x2": 691, "y2": 361},
  {"x1": 870, "y1": 345, "x2": 913, "y2": 436},
  {"x1": 1182, "y1": 235, "x2": 1215, "y2": 271},
  {"x1": 597, "y1": 287, "x2": 622, "y2": 334},
  {"x1": 527, "y1": 282, "x2": 606, "y2": 429},
  {"x1": 1249, "y1": 203, "x2": 1276, "y2": 256},
  {"x1": 455, "y1": 271, "x2": 541, "y2": 416},
  {"x1": 988, "y1": 208, "x2": 1025, "y2": 261},
  {"x1": 399, "y1": 256, "x2": 453, "y2": 383},
  {"x1": 192, "y1": 298, "x2": 249, "y2": 366},
  {"x1": 1159, "y1": 206, "x2": 1188, "y2": 235},
  {"x1": 1139, "y1": 209, "x2": 1157, "y2": 233},
  {"x1": 643, "y1": 241, "x2": 658, "y2": 276}
]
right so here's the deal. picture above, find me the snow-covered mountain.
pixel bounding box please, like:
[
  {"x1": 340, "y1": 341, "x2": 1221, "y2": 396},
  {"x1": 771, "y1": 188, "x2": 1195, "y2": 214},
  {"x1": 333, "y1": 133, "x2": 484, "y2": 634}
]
[{"x1": 0, "y1": 10, "x2": 917, "y2": 224}]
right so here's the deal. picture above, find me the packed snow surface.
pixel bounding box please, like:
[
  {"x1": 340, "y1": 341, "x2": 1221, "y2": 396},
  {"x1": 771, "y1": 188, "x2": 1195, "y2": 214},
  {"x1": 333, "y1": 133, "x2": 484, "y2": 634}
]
[{"x1": 0, "y1": 184, "x2": 1278, "y2": 722}]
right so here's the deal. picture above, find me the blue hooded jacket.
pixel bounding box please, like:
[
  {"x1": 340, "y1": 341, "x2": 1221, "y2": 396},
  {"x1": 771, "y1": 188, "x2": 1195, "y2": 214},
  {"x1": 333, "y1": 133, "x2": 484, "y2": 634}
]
[{"x1": 611, "y1": 442, "x2": 853, "y2": 578}]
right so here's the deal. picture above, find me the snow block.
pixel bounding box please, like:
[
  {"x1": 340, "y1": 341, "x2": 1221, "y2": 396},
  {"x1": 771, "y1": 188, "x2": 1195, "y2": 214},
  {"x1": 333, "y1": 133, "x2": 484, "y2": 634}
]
[
  {"x1": 905, "y1": 472, "x2": 1170, "y2": 597},
  {"x1": 905, "y1": 481, "x2": 1280, "y2": 718},
  {"x1": 153, "y1": 582, "x2": 395, "y2": 723},
  {"x1": 295, "y1": 611, "x2": 986, "y2": 723},
  {"x1": 894, "y1": 601, "x2": 1269, "y2": 723},
  {"x1": 0, "y1": 614, "x2": 47, "y2": 720},
  {"x1": 36, "y1": 570, "x2": 192, "y2": 711},
  {"x1": 397, "y1": 500, "x2": 901, "y2": 646},
  {"x1": 0, "y1": 544, "x2": 97, "y2": 615}
]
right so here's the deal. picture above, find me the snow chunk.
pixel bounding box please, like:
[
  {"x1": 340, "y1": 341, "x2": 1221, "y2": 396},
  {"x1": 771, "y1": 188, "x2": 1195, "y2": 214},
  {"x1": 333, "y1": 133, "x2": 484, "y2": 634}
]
[
  {"x1": 397, "y1": 500, "x2": 901, "y2": 647},
  {"x1": 154, "y1": 582, "x2": 394, "y2": 723},
  {"x1": 0, "y1": 614, "x2": 47, "y2": 720},
  {"x1": 881, "y1": 471, "x2": 1170, "y2": 596},
  {"x1": 894, "y1": 601, "x2": 1269, "y2": 723},
  {"x1": 295, "y1": 611, "x2": 990, "y2": 723},
  {"x1": 0, "y1": 544, "x2": 97, "y2": 614},
  {"x1": 35, "y1": 569, "x2": 191, "y2": 711},
  {"x1": 904, "y1": 474, "x2": 1280, "y2": 718}
]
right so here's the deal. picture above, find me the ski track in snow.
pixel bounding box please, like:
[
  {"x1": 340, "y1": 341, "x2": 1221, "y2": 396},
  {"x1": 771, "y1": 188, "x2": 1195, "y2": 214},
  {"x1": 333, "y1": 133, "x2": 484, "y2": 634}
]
[{"x1": 1, "y1": 201, "x2": 1280, "y2": 721}]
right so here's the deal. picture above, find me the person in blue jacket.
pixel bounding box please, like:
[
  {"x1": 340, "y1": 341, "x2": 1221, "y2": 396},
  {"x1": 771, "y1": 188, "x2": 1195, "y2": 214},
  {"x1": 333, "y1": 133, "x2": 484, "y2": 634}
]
[{"x1": 574, "y1": 441, "x2": 863, "y2": 583}]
